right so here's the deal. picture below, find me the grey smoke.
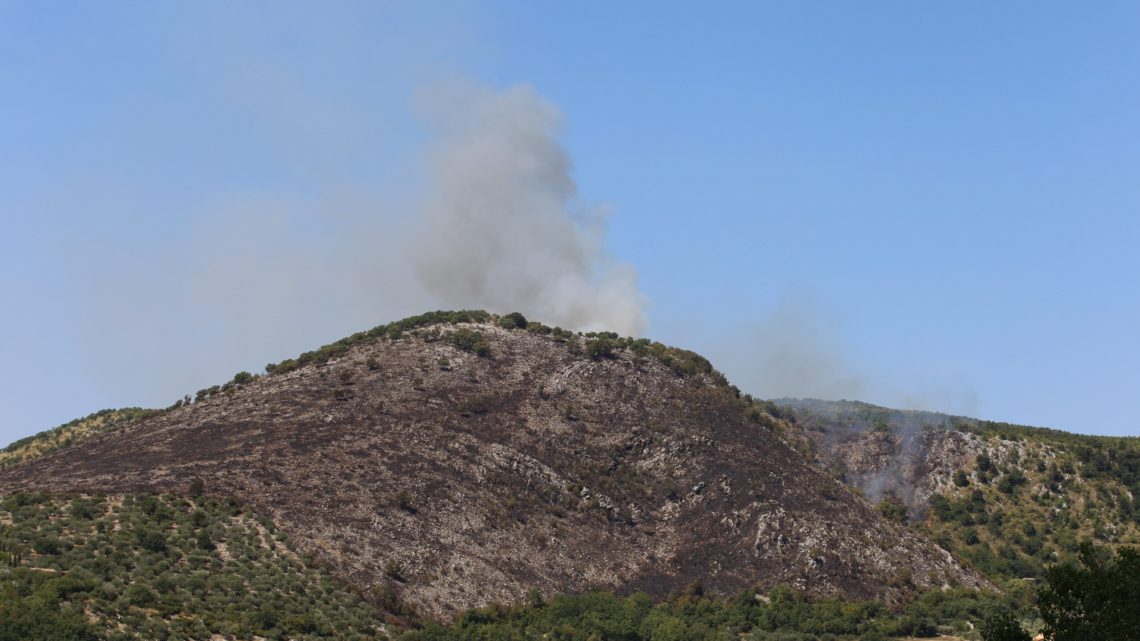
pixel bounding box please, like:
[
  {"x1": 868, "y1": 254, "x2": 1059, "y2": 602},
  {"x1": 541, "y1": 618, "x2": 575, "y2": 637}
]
[
  {"x1": 80, "y1": 82, "x2": 647, "y2": 408},
  {"x1": 409, "y1": 83, "x2": 648, "y2": 337},
  {"x1": 712, "y1": 295, "x2": 865, "y2": 401}
]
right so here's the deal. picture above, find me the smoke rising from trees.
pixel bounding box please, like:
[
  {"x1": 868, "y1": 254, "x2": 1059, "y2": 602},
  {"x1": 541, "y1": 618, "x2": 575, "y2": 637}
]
[
  {"x1": 80, "y1": 82, "x2": 648, "y2": 410},
  {"x1": 409, "y1": 83, "x2": 647, "y2": 336}
]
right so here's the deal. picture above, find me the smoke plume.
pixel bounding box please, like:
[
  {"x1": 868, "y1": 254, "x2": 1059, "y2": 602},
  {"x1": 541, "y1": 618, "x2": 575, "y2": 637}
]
[
  {"x1": 77, "y1": 82, "x2": 647, "y2": 411},
  {"x1": 409, "y1": 83, "x2": 647, "y2": 336}
]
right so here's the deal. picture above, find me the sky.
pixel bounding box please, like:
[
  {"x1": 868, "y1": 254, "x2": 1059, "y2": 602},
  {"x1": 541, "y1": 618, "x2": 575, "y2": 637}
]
[{"x1": 2, "y1": 1, "x2": 1139, "y2": 445}]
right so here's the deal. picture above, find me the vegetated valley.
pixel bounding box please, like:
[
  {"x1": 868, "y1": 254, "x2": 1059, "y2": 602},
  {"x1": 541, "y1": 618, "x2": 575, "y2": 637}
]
[{"x1": 1, "y1": 311, "x2": 1136, "y2": 641}]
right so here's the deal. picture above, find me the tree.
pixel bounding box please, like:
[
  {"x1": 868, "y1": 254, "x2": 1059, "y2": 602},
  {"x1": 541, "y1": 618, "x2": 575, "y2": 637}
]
[
  {"x1": 997, "y1": 469, "x2": 1027, "y2": 494},
  {"x1": 877, "y1": 495, "x2": 908, "y2": 523},
  {"x1": 445, "y1": 329, "x2": 491, "y2": 357},
  {"x1": 189, "y1": 476, "x2": 206, "y2": 497},
  {"x1": 980, "y1": 611, "x2": 1030, "y2": 641},
  {"x1": 499, "y1": 312, "x2": 528, "y2": 329},
  {"x1": 1037, "y1": 543, "x2": 1140, "y2": 641},
  {"x1": 586, "y1": 337, "x2": 616, "y2": 360}
]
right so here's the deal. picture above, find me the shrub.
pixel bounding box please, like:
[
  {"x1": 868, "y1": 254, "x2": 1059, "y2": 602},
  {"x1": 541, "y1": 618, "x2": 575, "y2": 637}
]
[
  {"x1": 188, "y1": 477, "x2": 206, "y2": 498},
  {"x1": 125, "y1": 584, "x2": 158, "y2": 608},
  {"x1": 980, "y1": 611, "x2": 1030, "y2": 641},
  {"x1": 396, "y1": 492, "x2": 413, "y2": 511},
  {"x1": 499, "y1": 312, "x2": 528, "y2": 329},
  {"x1": 32, "y1": 536, "x2": 61, "y2": 555},
  {"x1": 976, "y1": 453, "x2": 994, "y2": 473},
  {"x1": 997, "y1": 469, "x2": 1027, "y2": 494},
  {"x1": 136, "y1": 529, "x2": 167, "y2": 553},
  {"x1": 877, "y1": 496, "x2": 908, "y2": 523},
  {"x1": 526, "y1": 322, "x2": 552, "y2": 335},
  {"x1": 459, "y1": 395, "x2": 489, "y2": 415},
  {"x1": 445, "y1": 329, "x2": 490, "y2": 357},
  {"x1": 585, "y1": 337, "x2": 617, "y2": 360},
  {"x1": 384, "y1": 559, "x2": 404, "y2": 580}
]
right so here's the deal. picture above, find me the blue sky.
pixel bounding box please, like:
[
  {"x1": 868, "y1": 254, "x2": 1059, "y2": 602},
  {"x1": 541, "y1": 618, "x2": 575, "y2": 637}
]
[{"x1": 2, "y1": 1, "x2": 1138, "y2": 444}]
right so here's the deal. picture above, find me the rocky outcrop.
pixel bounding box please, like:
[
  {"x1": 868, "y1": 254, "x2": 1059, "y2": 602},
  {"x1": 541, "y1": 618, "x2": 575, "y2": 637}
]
[{"x1": 776, "y1": 399, "x2": 1053, "y2": 518}]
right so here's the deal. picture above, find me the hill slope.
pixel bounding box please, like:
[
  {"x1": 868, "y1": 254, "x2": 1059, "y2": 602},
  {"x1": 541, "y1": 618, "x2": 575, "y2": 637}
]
[
  {"x1": 775, "y1": 398, "x2": 1140, "y2": 582},
  {"x1": 0, "y1": 314, "x2": 988, "y2": 619}
]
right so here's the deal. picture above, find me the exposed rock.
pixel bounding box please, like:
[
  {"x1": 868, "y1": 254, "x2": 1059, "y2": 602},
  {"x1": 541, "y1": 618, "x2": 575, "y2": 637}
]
[{"x1": 776, "y1": 398, "x2": 1053, "y2": 517}]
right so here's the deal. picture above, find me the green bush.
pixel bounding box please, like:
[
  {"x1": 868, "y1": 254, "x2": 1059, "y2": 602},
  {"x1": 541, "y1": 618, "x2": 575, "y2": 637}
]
[
  {"x1": 585, "y1": 337, "x2": 617, "y2": 360},
  {"x1": 996, "y1": 469, "x2": 1027, "y2": 494},
  {"x1": 125, "y1": 584, "x2": 158, "y2": 607},
  {"x1": 980, "y1": 611, "x2": 1030, "y2": 641},
  {"x1": 876, "y1": 496, "x2": 908, "y2": 523},
  {"x1": 445, "y1": 328, "x2": 491, "y2": 357},
  {"x1": 499, "y1": 312, "x2": 528, "y2": 329}
]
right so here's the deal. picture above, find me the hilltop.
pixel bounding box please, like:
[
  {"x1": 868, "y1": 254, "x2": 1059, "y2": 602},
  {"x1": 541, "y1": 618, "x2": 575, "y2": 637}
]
[{"x1": 0, "y1": 312, "x2": 987, "y2": 620}]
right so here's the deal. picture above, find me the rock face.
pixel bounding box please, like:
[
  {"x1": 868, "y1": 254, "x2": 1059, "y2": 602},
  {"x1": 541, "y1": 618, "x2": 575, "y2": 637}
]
[
  {"x1": 774, "y1": 399, "x2": 1038, "y2": 518},
  {"x1": 0, "y1": 322, "x2": 988, "y2": 619}
]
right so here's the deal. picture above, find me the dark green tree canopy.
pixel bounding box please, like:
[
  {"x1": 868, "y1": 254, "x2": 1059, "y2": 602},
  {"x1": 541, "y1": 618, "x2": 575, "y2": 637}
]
[{"x1": 1038, "y1": 543, "x2": 1140, "y2": 641}]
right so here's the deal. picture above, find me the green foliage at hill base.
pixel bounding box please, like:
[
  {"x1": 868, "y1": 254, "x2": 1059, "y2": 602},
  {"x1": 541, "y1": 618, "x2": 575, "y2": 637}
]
[
  {"x1": 400, "y1": 585, "x2": 1019, "y2": 641},
  {"x1": 0, "y1": 493, "x2": 382, "y2": 641}
]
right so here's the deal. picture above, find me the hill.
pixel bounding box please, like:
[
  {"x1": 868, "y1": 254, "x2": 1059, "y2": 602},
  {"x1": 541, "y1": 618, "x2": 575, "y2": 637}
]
[
  {"x1": 774, "y1": 398, "x2": 1140, "y2": 582},
  {"x1": 0, "y1": 312, "x2": 987, "y2": 621}
]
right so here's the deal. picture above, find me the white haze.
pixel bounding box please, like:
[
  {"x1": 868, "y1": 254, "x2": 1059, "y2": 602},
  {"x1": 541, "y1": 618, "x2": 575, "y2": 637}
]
[
  {"x1": 705, "y1": 295, "x2": 979, "y2": 417},
  {"x1": 409, "y1": 83, "x2": 647, "y2": 336},
  {"x1": 711, "y1": 296, "x2": 866, "y2": 402}
]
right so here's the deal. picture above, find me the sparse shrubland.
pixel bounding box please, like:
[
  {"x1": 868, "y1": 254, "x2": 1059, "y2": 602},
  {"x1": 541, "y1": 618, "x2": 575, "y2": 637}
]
[{"x1": 924, "y1": 438, "x2": 1140, "y2": 581}]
